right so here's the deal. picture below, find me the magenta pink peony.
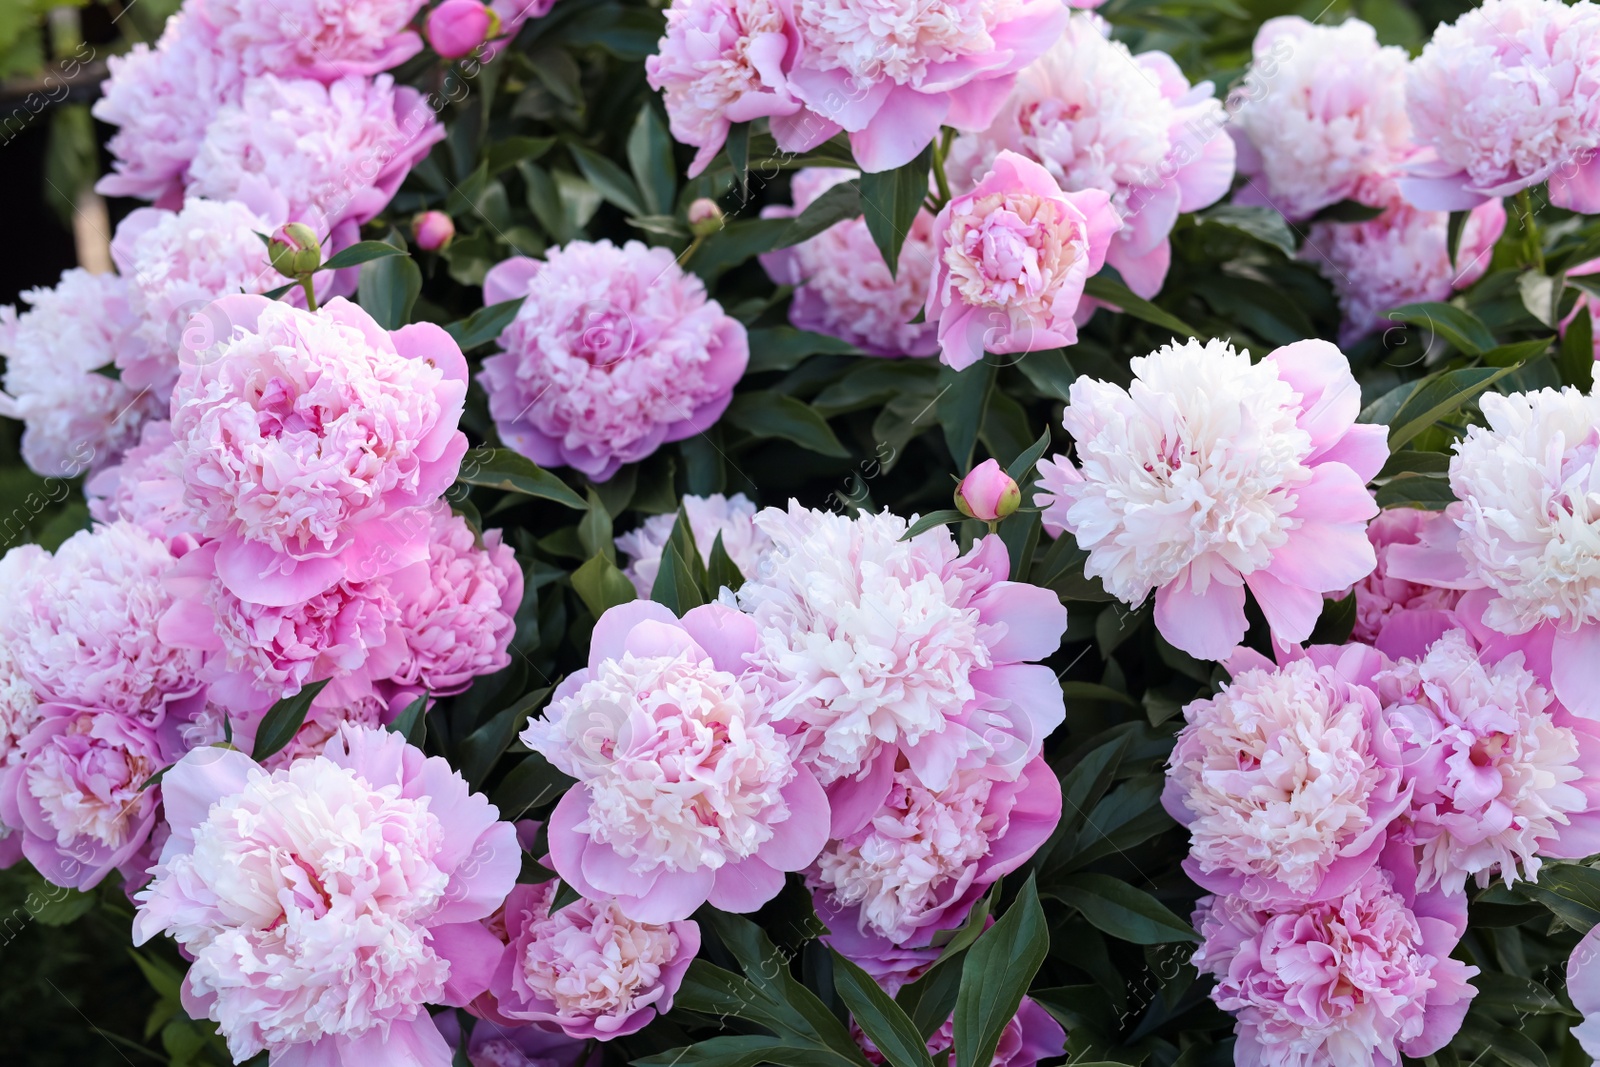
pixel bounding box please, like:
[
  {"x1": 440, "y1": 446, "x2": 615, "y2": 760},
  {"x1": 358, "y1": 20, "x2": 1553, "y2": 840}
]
[
  {"x1": 1385, "y1": 387, "x2": 1600, "y2": 717},
  {"x1": 615, "y1": 492, "x2": 774, "y2": 596},
  {"x1": 774, "y1": 0, "x2": 1071, "y2": 172},
  {"x1": 949, "y1": 13, "x2": 1233, "y2": 299},
  {"x1": 133, "y1": 725, "x2": 519, "y2": 1067},
  {"x1": 855, "y1": 998, "x2": 1064, "y2": 1067},
  {"x1": 0, "y1": 269, "x2": 162, "y2": 478},
  {"x1": 524, "y1": 601, "x2": 829, "y2": 922},
  {"x1": 1165, "y1": 646, "x2": 1407, "y2": 904},
  {"x1": 810, "y1": 754, "x2": 1060, "y2": 944},
  {"x1": 1348, "y1": 508, "x2": 1465, "y2": 659},
  {"x1": 480, "y1": 242, "x2": 748, "y2": 481},
  {"x1": 168, "y1": 295, "x2": 468, "y2": 607},
  {"x1": 735, "y1": 504, "x2": 1066, "y2": 822},
  {"x1": 926, "y1": 151, "x2": 1119, "y2": 369},
  {"x1": 1304, "y1": 195, "x2": 1506, "y2": 345},
  {"x1": 1037, "y1": 337, "x2": 1388, "y2": 661},
  {"x1": 1230, "y1": 17, "x2": 1415, "y2": 221},
  {"x1": 1192, "y1": 864, "x2": 1478, "y2": 1067},
  {"x1": 195, "y1": 0, "x2": 427, "y2": 79},
  {"x1": 1402, "y1": 0, "x2": 1600, "y2": 212},
  {"x1": 759, "y1": 167, "x2": 940, "y2": 357},
  {"x1": 646, "y1": 0, "x2": 801, "y2": 177},
  {"x1": 473, "y1": 880, "x2": 700, "y2": 1040}
]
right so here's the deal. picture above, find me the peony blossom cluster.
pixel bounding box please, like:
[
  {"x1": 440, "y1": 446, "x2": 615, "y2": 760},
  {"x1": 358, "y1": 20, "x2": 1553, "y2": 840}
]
[{"x1": 480, "y1": 242, "x2": 748, "y2": 480}]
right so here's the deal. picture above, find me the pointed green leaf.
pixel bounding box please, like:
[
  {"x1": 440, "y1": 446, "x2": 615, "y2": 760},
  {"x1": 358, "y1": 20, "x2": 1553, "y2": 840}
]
[
  {"x1": 652, "y1": 541, "x2": 706, "y2": 615},
  {"x1": 387, "y1": 692, "x2": 429, "y2": 749},
  {"x1": 725, "y1": 392, "x2": 850, "y2": 457},
  {"x1": 832, "y1": 951, "x2": 937, "y2": 1067},
  {"x1": 322, "y1": 241, "x2": 408, "y2": 270},
  {"x1": 456, "y1": 448, "x2": 586, "y2": 509},
  {"x1": 707, "y1": 531, "x2": 746, "y2": 594},
  {"x1": 252, "y1": 678, "x2": 332, "y2": 761},
  {"x1": 1561, "y1": 305, "x2": 1595, "y2": 390},
  {"x1": 1057, "y1": 872, "x2": 1198, "y2": 944},
  {"x1": 1083, "y1": 275, "x2": 1201, "y2": 339},
  {"x1": 1387, "y1": 364, "x2": 1521, "y2": 447},
  {"x1": 1385, "y1": 302, "x2": 1497, "y2": 356},
  {"x1": 571, "y1": 553, "x2": 637, "y2": 618},
  {"x1": 445, "y1": 297, "x2": 525, "y2": 350},
  {"x1": 858, "y1": 145, "x2": 932, "y2": 278},
  {"x1": 568, "y1": 142, "x2": 647, "y2": 218},
  {"x1": 900, "y1": 509, "x2": 965, "y2": 541},
  {"x1": 492, "y1": 751, "x2": 575, "y2": 820},
  {"x1": 953, "y1": 876, "x2": 1049, "y2": 1067}
]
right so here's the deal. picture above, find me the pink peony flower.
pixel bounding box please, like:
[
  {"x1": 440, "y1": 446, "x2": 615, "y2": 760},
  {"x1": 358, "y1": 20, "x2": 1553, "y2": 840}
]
[
  {"x1": 1037, "y1": 338, "x2": 1389, "y2": 661},
  {"x1": 186, "y1": 74, "x2": 445, "y2": 243},
  {"x1": 1230, "y1": 17, "x2": 1415, "y2": 222},
  {"x1": 480, "y1": 242, "x2": 748, "y2": 481},
  {"x1": 926, "y1": 151, "x2": 1119, "y2": 370},
  {"x1": 855, "y1": 997, "x2": 1064, "y2": 1066},
  {"x1": 133, "y1": 725, "x2": 519, "y2": 1067},
  {"x1": 759, "y1": 167, "x2": 940, "y2": 357},
  {"x1": 734, "y1": 503, "x2": 1066, "y2": 825},
  {"x1": 1563, "y1": 258, "x2": 1600, "y2": 360},
  {"x1": 1164, "y1": 646, "x2": 1408, "y2": 903},
  {"x1": 615, "y1": 492, "x2": 774, "y2": 597},
  {"x1": 949, "y1": 13, "x2": 1233, "y2": 299},
  {"x1": 524, "y1": 601, "x2": 830, "y2": 922},
  {"x1": 0, "y1": 269, "x2": 162, "y2": 478},
  {"x1": 645, "y1": 0, "x2": 801, "y2": 177},
  {"x1": 810, "y1": 754, "x2": 1060, "y2": 944},
  {"x1": 0, "y1": 633, "x2": 41, "y2": 868},
  {"x1": 1347, "y1": 508, "x2": 1464, "y2": 659},
  {"x1": 1192, "y1": 865, "x2": 1478, "y2": 1067},
  {"x1": 1385, "y1": 387, "x2": 1600, "y2": 717},
  {"x1": 196, "y1": 0, "x2": 427, "y2": 79},
  {"x1": 474, "y1": 880, "x2": 699, "y2": 1040},
  {"x1": 1569, "y1": 923, "x2": 1600, "y2": 1059},
  {"x1": 0, "y1": 521, "x2": 204, "y2": 726},
  {"x1": 92, "y1": 11, "x2": 243, "y2": 203},
  {"x1": 1375, "y1": 628, "x2": 1600, "y2": 891},
  {"x1": 773, "y1": 0, "x2": 1070, "y2": 173},
  {"x1": 85, "y1": 421, "x2": 203, "y2": 553},
  {"x1": 0, "y1": 703, "x2": 182, "y2": 889},
  {"x1": 168, "y1": 295, "x2": 468, "y2": 607},
  {"x1": 1402, "y1": 0, "x2": 1600, "y2": 212}
]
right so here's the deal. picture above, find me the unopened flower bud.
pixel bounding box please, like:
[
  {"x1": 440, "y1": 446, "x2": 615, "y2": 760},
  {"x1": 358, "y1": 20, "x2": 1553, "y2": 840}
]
[
  {"x1": 268, "y1": 222, "x2": 322, "y2": 279},
  {"x1": 427, "y1": 0, "x2": 501, "y2": 60},
  {"x1": 413, "y1": 210, "x2": 456, "y2": 251},
  {"x1": 955, "y1": 458, "x2": 1021, "y2": 522},
  {"x1": 687, "y1": 197, "x2": 724, "y2": 237}
]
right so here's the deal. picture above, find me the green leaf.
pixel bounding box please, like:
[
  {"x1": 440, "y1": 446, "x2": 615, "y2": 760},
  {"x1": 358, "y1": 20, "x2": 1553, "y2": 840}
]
[
  {"x1": 387, "y1": 692, "x2": 429, "y2": 748},
  {"x1": 689, "y1": 217, "x2": 794, "y2": 283},
  {"x1": 1374, "y1": 475, "x2": 1456, "y2": 510},
  {"x1": 858, "y1": 145, "x2": 932, "y2": 278},
  {"x1": 322, "y1": 240, "x2": 408, "y2": 270},
  {"x1": 492, "y1": 752, "x2": 575, "y2": 820},
  {"x1": 778, "y1": 179, "x2": 863, "y2": 248},
  {"x1": 30, "y1": 885, "x2": 95, "y2": 926},
  {"x1": 1561, "y1": 305, "x2": 1595, "y2": 391},
  {"x1": 707, "y1": 531, "x2": 747, "y2": 594},
  {"x1": 636, "y1": 1036, "x2": 863, "y2": 1067},
  {"x1": 954, "y1": 876, "x2": 1050, "y2": 1067},
  {"x1": 1484, "y1": 336, "x2": 1554, "y2": 367},
  {"x1": 832, "y1": 952, "x2": 938, "y2": 1067},
  {"x1": 456, "y1": 448, "x2": 587, "y2": 509},
  {"x1": 652, "y1": 541, "x2": 707, "y2": 614},
  {"x1": 252, "y1": 678, "x2": 332, "y2": 761},
  {"x1": 1083, "y1": 275, "x2": 1202, "y2": 339},
  {"x1": 578, "y1": 487, "x2": 614, "y2": 563},
  {"x1": 1196, "y1": 204, "x2": 1296, "y2": 256},
  {"x1": 1447, "y1": 210, "x2": 1470, "y2": 267},
  {"x1": 358, "y1": 246, "x2": 422, "y2": 330},
  {"x1": 485, "y1": 135, "x2": 555, "y2": 177},
  {"x1": 570, "y1": 553, "x2": 637, "y2": 618},
  {"x1": 1387, "y1": 364, "x2": 1521, "y2": 448},
  {"x1": 1014, "y1": 348, "x2": 1076, "y2": 403},
  {"x1": 568, "y1": 142, "x2": 647, "y2": 218},
  {"x1": 747, "y1": 325, "x2": 861, "y2": 373},
  {"x1": 725, "y1": 392, "x2": 850, "y2": 457},
  {"x1": 1307, "y1": 199, "x2": 1387, "y2": 224},
  {"x1": 1386, "y1": 302, "x2": 1497, "y2": 356},
  {"x1": 896, "y1": 961, "x2": 966, "y2": 1043},
  {"x1": 1513, "y1": 862, "x2": 1600, "y2": 933},
  {"x1": 446, "y1": 297, "x2": 525, "y2": 350},
  {"x1": 1006, "y1": 429, "x2": 1053, "y2": 483},
  {"x1": 937, "y1": 361, "x2": 994, "y2": 474},
  {"x1": 900, "y1": 510, "x2": 964, "y2": 541},
  {"x1": 627, "y1": 103, "x2": 677, "y2": 217},
  {"x1": 1057, "y1": 872, "x2": 1198, "y2": 944},
  {"x1": 458, "y1": 686, "x2": 551, "y2": 787},
  {"x1": 726, "y1": 120, "x2": 751, "y2": 198},
  {"x1": 1376, "y1": 450, "x2": 1451, "y2": 479}
]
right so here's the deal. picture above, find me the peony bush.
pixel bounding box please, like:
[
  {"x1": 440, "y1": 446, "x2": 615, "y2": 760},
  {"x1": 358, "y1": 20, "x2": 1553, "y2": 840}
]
[{"x1": 7, "y1": 0, "x2": 1600, "y2": 1065}]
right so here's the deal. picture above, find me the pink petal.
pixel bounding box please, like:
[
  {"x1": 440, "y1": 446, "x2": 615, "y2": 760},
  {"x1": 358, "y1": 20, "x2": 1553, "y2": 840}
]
[
  {"x1": 587, "y1": 600, "x2": 675, "y2": 669},
  {"x1": 433, "y1": 921, "x2": 507, "y2": 1006},
  {"x1": 709, "y1": 858, "x2": 786, "y2": 912},
  {"x1": 850, "y1": 86, "x2": 949, "y2": 173},
  {"x1": 1245, "y1": 568, "x2": 1325, "y2": 645},
  {"x1": 1553, "y1": 625, "x2": 1600, "y2": 719},
  {"x1": 680, "y1": 602, "x2": 760, "y2": 672},
  {"x1": 1154, "y1": 575, "x2": 1248, "y2": 661}
]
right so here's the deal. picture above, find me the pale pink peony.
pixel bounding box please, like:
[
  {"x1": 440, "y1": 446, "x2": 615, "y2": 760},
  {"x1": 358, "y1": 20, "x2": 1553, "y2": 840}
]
[
  {"x1": 1376, "y1": 628, "x2": 1600, "y2": 891},
  {"x1": 168, "y1": 295, "x2": 468, "y2": 607},
  {"x1": 1164, "y1": 646, "x2": 1407, "y2": 904},
  {"x1": 92, "y1": 10, "x2": 244, "y2": 203},
  {"x1": 758, "y1": 167, "x2": 940, "y2": 357},
  {"x1": 0, "y1": 637, "x2": 40, "y2": 775},
  {"x1": 1568, "y1": 923, "x2": 1600, "y2": 1059},
  {"x1": 1305, "y1": 195, "x2": 1506, "y2": 346},
  {"x1": 926, "y1": 151, "x2": 1119, "y2": 369},
  {"x1": 1037, "y1": 338, "x2": 1388, "y2": 661},
  {"x1": 480, "y1": 242, "x2": 748, "y2": 481},
  {"x1": 811, "y1": 754, "x2": 1059, "y2": 944},
  {"x1": 773, "y1": 0, "x2": 1070, "y2": 173},
  {"x1": 1230, "y1": 17, "x2": 1415, "y2": 222},
  {"x1": 0, "y1": 703, "x2": 183, "y2": 889},
  {"x1": 1402, "y1": 0, "x2": 1600, "y2": 212},
  {"x1": 1193, "y1": 866, "x2": 1478, "y2": 1067},
  {"x1": 855, "y1": 997, "x2": 1064, "y2": 1066},
  {"x1": 133, "y1": 725, "x2": 519, "y2": 1067},
  {"x1": 1347, "y1": 508, "x2": 1464, "y2": 660},
  {"x1": 949, "y1": 14, "x2": 1233, "y2": 299},
  {"x1": 195, "y1": 0, "x2": 427, "y2": 80},
  {"x1": 0, "y1": 521, "x2": 204, "y2": 726},
  {"x1": 85, "y1": 421, "x2": 203, "y2": 553},
  {"x1": 615, "y1": 492, "x2": 774, "y2": 596},
  {"x1": 525, "y1": 601, "x2": 830, "y2": 922},
  {"x1": 0, "y1": 269, "x2": 162, "y2": 478},
  {"x1": 646, "y1": 0, "x2": 801, "y2": 177},
  {"x1": 475, "y1": 880, "x2": 698, "y2": 1040},
  {"x1": 186, "y1": 74, "x2": 445, "y2": 241},
  {"x1": 1386, "y1": 388, "x2": 1600, "y2": 717},
  {"x1": 1562, "y1": 257, "x2": 1600, "y2": 360},
  {"x1": 735, "y1": 504, "x2": 1066, "y2": 823}
]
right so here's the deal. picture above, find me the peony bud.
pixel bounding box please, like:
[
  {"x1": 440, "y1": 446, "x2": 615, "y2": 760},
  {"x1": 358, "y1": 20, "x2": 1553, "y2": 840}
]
[
  {"x1": 427, "y1": 0, "x2": 501, "y2": 60},
  {"x1": 687, "y1": 197, "x2": 724, "y2": 237},
  {"x1": 267, "y1": 222, "x2": 323, "y2": 279},
  {"x1": 955, "y1": 458, "x2": 1021, "y2": 523},
  {"x1": 413, "y1": 210, "x2": 456, "y2": 251}
]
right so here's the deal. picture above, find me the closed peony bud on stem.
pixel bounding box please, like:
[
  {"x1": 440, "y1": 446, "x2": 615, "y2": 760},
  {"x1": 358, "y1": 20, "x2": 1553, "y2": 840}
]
[
  {"x1": 267, "y1": 222, "x2": 323, "y2": 310},
  {"x1": 427, "y1": 0, "x2": 500, "y2": 60},
  {"x1": 412, "y1": 210, "x2": 455, "y2": 251},
  {"x1": 687, "y1": 198, "x2": 724, "y2": 236},
  {"x1": 955, "y1": 458, "x2": 1021, "y2": 528}
]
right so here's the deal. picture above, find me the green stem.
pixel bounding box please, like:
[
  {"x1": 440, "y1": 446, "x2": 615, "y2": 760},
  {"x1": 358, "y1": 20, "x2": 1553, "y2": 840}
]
[
  {"x1": 298, "y1": 273, "x2": 318, "y2": 313},
  {"x1": 1516, "y1": 189, "x2": 1546, "y2": 273},
  {"x1": 930, "y1": 127, "x2": 954, "y2": 210}
]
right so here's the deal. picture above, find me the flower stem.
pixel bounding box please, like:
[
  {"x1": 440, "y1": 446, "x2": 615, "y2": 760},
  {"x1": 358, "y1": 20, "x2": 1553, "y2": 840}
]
[
  {"x1": 297, "y1": 274, "x2": 319, "y2": 313},
  {"x1": 1516, "y1": 189, "x2": 1546, "y2": 273},
  {"x1": 930, "y1": 127, "x2": 954, "y2": 210}
]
